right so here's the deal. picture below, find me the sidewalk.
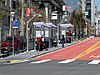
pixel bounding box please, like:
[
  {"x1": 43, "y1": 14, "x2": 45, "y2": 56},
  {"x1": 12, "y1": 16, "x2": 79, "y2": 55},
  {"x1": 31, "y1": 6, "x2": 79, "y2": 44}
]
[{"x1": 0, "y1": 41, "x2": 78, "y2": 64}]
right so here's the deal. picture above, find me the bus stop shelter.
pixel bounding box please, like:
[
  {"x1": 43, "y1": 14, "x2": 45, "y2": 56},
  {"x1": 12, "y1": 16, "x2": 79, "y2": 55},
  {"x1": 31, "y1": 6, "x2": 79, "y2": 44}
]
[
  {"x1": 60, "y1": 23, "x2": 74, "y2": 35},
  {"x1": 33, "y1": 22, "x2": 56, "y2": 48},
  {"x1": 60, "y1": 23, "x2": 74, "y2": 43}
]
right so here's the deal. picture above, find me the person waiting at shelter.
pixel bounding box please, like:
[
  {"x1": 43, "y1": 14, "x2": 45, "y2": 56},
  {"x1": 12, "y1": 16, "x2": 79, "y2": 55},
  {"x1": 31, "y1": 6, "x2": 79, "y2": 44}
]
[
  {"x1": 36, "y1": 37, "x2": 48, "y2": 51},
  {"x1": 36, "y1": 37, "x2": 42, "y2": 51},
  {"x1": 61, "y1": 35, "x2": 65, "y2": 48},
  {"x1": 66, "y1": 32, "x2": 73, "y2": 43},
  {"x1": 40, "y1": 39, "x2": 44, "y2": 51}
]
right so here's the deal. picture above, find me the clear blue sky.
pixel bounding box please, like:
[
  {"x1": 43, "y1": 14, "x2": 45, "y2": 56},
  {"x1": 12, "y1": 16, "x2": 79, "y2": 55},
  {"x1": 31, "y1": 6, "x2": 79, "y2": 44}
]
[{"x1": 95, "y1": 0, "x2": 100, "y2": 11}]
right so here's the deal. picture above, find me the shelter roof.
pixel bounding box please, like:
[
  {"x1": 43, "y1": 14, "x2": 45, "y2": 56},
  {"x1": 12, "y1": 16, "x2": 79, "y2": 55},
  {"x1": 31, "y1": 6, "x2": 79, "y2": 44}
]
[
  {"x1": 43, "y1": 23, "x2": 57, "y2": 28},
  {"x1": 33, "y1": 22, "x2": 56, "y2": 28},
  {"x1": 60, "y1": 23, "x2": 74, "y2": 28},
  {"x1": 33, "y1": 22, "x2": 44, "y2": 27}
]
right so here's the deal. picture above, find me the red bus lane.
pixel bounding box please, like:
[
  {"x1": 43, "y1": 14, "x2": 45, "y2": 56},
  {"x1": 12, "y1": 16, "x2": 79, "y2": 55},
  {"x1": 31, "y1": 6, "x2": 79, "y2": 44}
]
[
  {"x1": 78, "y1": 44, "x2": 100, "y2": 60},
  {"x1": 34, "y1": 38, "x2": 100, "y2": 61}
]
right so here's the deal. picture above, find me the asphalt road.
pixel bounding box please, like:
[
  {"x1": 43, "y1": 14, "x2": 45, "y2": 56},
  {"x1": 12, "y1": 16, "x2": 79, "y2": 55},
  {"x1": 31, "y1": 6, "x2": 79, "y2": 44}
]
[
  {"x1": 0, "y1": 60, "x2": 100, "y2": 75},
  {"x1": 0, "y1": 37, "x2": 100, "y2": 75}
]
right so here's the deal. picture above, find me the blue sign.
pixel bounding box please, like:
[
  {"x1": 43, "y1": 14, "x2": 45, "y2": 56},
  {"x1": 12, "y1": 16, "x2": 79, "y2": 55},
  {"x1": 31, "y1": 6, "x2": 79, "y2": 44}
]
[{"x1": 13, "y1": 20, "x2": 18, "y2": 29}]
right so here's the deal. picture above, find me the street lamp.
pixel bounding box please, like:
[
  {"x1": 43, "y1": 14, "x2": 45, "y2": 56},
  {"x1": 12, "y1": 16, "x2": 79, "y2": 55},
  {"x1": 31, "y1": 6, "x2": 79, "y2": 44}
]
[
  {"x1": 10, "y1": 12, "x2": 15, "y2": 56},
  {"x1": 26, "y1": 14, "x2": 42, "y2": 52},
  {"x1": 57, "y1": 16, "x2": 67, "y2": 46}
]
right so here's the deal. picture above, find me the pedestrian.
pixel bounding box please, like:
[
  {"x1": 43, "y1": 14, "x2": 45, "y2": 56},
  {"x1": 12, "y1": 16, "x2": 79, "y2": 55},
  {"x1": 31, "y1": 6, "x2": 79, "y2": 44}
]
[
  {"x1": 36, "y1": 42, "x2": 39, "y2": 51},
  {"x1": 36, "y1": 37, "x2": 42, "y2": 51},
  {"x1": 40, "y1": 39, "x2": 43, "y2": 51},
  {"x1": 61, "y1": 35, "x2": 65, "y2": 48},
  {"x1": 43, "y1": 42, "x2": 48, "y2": 51}
]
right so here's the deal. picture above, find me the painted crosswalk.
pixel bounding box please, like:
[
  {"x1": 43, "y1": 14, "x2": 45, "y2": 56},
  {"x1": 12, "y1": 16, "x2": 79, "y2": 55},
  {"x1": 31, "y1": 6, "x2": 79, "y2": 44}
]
[
  {"x1": 88, "y1": 60, "x2": 100, "y2": 64},
  {"x1": 30, "y1": 59, "x2": 100, "y2": 65},
  {"x1": 58, "y1": 59, "x2": 75, "y2": 64},
  {"x1": 31, "y1": 59, "x2": 51, "y2": 64}
]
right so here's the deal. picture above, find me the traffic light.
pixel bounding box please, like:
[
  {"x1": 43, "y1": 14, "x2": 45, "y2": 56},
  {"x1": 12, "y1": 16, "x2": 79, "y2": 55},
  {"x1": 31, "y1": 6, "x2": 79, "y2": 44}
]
[{"x1": 12, "y1": 0, "x2": 16, "y2": 9}]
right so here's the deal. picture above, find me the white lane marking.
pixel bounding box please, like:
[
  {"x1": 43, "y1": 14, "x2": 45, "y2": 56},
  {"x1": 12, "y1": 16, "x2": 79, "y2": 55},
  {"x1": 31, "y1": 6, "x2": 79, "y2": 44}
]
[
  {"x1": 31, "y1": 59, "x2": 51, "y2": 64},
  {"x1": 58, "y1": 59, "x2": 75, "y2": 64},
  {"x1": 88, "y1": 60, "x2": 100, "y2": 64}
]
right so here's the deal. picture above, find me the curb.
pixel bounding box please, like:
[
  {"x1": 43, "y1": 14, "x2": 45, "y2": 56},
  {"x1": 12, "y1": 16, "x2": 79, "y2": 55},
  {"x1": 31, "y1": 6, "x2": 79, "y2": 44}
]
[
  {"x1": 0, "y1": 60, "x2": 10, "y2": 64},
  {"x1": 0, "y1": 59, "x2": 30, "y2": 64}
]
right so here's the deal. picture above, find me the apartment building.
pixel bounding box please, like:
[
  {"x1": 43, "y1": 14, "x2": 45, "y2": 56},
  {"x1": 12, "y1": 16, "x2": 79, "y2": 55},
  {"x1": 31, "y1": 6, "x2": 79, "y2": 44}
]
[
  {"x1": 79, "y1": 0, "x2": 86, "y2": 13},
  {"x1": 64, "y1": 0, "x2": 81, "y2": 12},
  {"x1": 85, "y1": 0, "x2": 96, "y2": 26}
]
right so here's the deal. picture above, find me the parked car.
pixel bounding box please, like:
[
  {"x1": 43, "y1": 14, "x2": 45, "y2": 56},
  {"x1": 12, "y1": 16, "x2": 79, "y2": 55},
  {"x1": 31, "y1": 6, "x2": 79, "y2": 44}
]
[{"x1": 0, "y1": 36, "x2": 26, "y2": 55}]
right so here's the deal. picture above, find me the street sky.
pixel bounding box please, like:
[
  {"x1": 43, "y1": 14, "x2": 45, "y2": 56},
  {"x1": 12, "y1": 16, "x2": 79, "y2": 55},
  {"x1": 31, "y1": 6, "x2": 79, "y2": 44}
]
[{"x1": 95, "y1": 0, "x2": 100, "y2": 11}]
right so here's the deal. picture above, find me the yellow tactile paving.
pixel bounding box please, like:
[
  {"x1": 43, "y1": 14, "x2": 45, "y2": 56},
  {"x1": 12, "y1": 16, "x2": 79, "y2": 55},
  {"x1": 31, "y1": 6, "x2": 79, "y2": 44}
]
[{"x1": 10, "y1": 60, "x2": 21, "y2": 63}]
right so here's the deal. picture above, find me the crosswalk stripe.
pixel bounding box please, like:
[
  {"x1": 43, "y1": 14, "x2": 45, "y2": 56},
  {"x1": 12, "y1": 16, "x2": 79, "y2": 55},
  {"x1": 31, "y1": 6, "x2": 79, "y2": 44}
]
[
  {"x1": 58, "y1": 59, "x2": 75, "y2": 64},
  {"x1": 31, "y1": 59, "x2": 51, "y2": 64},
  {"x1": 88, "y1": 60, "x2": 100, "y2": 64},
  {"x1": 30, "y1": 60, "x2": 100, "y2": 65}
]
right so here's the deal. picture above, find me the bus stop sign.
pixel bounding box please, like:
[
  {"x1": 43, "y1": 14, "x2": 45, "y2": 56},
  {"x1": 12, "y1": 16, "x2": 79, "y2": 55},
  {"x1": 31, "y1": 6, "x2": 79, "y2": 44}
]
[{"x1": 13, "y1": 20, "x2": 18, "y2": 29}]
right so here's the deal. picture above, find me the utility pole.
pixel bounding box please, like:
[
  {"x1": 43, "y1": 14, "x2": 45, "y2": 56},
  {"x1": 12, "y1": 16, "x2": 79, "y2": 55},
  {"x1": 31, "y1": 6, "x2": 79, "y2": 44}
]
[
  {"x1": 44, "y1": 3, "x2": 49, "y2": 23},
  {"x1": 57, "y1": 21, "x2": 62, "y2": 46},
  {"x1": 20, "y1": 0, "x2": 24, "y2": 36},
  {"x1": 9, "y1": 0, "x2": 12, "y2": 36}
]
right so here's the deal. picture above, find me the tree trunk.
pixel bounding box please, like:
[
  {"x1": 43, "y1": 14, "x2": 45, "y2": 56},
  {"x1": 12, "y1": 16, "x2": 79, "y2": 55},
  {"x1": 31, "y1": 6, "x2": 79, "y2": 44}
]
[{"x1": 20, "y1": 0, "x2": 24, "y2": 36}]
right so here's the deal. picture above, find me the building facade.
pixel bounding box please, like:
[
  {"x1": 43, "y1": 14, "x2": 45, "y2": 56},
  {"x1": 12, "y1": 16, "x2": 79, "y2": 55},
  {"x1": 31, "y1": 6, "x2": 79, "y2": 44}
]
[
  {"x1": 0, "y1": 0, "x2": 65, "y2": 48},
  {"x1": 85, "y1": 0, "x2": 97, "y2": 35},
  {"x1": 0, "y1": 0, "x2": 10, "y2": 43},
  {"x1": 85, "y1": 0, "x2": 96, "y2": 26},
  {"x1": 85, "y1": 0, "x2": 91, "y2": 21},
  {"x1": 79, "y1": 0, "x2": 86, "y2": 13},
  {"x1": 64, "y1": 0, "x2": 81, "y2": 12},
  {"x1": 31, "y1": 0, "x2": 64, "y2": 24},
  {"x1": 96, "y1": 11, "x2": 100, "y2": 36}
]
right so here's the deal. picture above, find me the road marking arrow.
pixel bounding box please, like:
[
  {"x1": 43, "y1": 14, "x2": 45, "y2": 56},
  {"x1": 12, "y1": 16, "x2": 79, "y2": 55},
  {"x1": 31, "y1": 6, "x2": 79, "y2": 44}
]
[{"x1": 73, "y1": 41, "x2": 100, "y2": 60}]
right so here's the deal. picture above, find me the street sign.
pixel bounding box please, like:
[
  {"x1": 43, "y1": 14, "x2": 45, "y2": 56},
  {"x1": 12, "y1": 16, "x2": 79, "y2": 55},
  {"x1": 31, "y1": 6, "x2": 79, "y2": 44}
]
[
  {"x1": 13, "y1": 20, "x2": 18, "y2": 29},
  {"x1": 51, "y1": 11, "x2": 57, "y2": 20}
]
